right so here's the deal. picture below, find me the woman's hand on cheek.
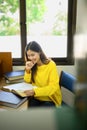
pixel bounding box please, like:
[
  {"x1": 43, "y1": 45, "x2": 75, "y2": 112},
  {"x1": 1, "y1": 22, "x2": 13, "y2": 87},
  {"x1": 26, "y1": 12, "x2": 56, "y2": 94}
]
[
  {"x1": 24, "y1": 89, "x2": 35, "y2": 96},
  {"x1": 25, "y1": 61, "x2": 35, "y2": 71}
]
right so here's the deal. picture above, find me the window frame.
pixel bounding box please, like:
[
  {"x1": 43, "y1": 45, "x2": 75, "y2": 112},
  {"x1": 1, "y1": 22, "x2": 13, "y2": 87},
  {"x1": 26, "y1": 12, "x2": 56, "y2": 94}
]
[{"x1": 13, "y1": 0, "x2": 77, "y2": 66}]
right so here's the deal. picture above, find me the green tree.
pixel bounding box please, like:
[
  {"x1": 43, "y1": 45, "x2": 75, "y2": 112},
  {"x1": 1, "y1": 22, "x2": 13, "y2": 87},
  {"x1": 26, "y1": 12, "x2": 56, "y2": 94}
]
[
  {"x1": 52, "y1": 12, "x2": 67, "y2": 35},
  {"x1": 26, "y1": 0, "x2": 46, "y2": 34},
  {"x1": 0, "y1": 0, "x2": 46, "y2": 36},
  {"x1": 0, "y1": 0, "x2": 19, "y2": 35},
  {"x1": 26, "y1": 0, "x2": 46, "y2": 23}
]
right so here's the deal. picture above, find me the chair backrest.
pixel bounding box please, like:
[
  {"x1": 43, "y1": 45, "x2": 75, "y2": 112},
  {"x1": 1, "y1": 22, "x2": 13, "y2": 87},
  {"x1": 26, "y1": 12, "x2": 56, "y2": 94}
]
[{"x1": 59, "y1": 71, "x2": 76, "y2": 107}]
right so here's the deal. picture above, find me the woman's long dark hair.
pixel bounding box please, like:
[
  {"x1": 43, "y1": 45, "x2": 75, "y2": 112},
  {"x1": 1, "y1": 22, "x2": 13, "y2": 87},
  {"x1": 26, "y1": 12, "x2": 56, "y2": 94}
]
[{"x1": 25, "y1": 41, "x2": 50, "y2": 83}]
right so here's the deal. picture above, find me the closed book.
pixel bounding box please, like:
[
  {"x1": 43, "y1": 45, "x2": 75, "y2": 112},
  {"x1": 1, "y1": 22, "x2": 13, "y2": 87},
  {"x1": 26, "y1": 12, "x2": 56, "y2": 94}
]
[
  {"x1": 0, "y1": 90, "x2": 27, "y2": 108},
  {"x1": 4, "y1": 70, "x2": 24, "y2": 81},
  {"x1": 5, "y1": 78, "x2": 24, "y2": 84},
  {"x1": 1, "y1": 82, "x2": 37, "y2": 97}
]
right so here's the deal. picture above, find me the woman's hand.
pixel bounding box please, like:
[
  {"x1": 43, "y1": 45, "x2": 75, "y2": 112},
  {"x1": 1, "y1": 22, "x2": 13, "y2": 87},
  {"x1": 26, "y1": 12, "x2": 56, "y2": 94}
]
[
  {"x1": 25, "y1": 61, "x2": 34, "y2": 73},
  {"x1": 24, "y1": 89, "x2": 35, "y2": 96}
]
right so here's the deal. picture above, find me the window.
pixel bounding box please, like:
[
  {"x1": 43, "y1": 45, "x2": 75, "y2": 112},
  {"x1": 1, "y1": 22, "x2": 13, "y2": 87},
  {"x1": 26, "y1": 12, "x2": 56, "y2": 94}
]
[
  {"x1": 0, "y1": 0, "x2": 21, "y2": 61},
  {"x1": 0, "y1": 0, "x2": 76, "y2": 65}
]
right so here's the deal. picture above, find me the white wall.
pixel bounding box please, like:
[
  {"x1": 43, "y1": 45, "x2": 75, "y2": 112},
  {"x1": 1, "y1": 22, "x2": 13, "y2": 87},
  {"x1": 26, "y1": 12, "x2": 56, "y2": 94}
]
[{"x1": 57, "y1": 64, "x2": 76, "y2": 76}]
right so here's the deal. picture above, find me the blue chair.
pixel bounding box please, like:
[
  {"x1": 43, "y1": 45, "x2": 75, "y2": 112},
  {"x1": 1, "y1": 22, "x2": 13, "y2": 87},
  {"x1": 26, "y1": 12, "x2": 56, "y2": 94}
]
[{"x1": 59, "y1": 71, "x2": 76, "y2": 107}]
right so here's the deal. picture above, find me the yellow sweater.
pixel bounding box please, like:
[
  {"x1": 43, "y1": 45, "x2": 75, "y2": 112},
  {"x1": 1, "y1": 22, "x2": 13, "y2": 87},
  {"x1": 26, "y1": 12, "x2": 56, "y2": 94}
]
[{"x1": 24, "y1": 60, "x2": 62, "y2": 107}]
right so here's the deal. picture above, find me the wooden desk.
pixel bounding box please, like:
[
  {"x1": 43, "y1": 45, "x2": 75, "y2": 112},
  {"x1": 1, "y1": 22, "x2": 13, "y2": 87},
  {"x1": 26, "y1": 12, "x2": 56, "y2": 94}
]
[{"x1": 0, "y1": 78, "x2": 28, "y2": 111}]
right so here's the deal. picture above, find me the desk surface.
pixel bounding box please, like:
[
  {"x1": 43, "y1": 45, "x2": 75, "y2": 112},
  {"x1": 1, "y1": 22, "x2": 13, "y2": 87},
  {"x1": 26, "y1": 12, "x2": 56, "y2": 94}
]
[{"x1": 0, "y1": 77, "x2": 28, "y2": 110}]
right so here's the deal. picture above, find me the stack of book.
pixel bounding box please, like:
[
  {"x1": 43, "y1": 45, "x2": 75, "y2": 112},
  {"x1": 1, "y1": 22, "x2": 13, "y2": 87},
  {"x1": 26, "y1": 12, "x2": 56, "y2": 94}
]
[
  {"x1": 0, "y1": 90, "x2": 27, "y2": 108},
  {"x1": 0, "y1": 82, "x2": 37, "y2": 108},
  {"x1": 4, "y1": 70, "x2": 25, "y2": 84}
]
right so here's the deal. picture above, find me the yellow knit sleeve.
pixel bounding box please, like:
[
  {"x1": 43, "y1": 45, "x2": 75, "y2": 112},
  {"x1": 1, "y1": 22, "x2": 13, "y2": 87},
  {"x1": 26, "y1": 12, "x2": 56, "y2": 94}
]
[{"x1": 24, "y1": 71, "x2": 32, "y2": 83}]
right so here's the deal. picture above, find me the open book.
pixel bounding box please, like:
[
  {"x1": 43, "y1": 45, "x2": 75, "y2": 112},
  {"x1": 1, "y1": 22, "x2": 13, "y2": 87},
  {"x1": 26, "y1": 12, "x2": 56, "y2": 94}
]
[{"x1": 1, "y1": 82, "x2": 37, "y2": 97}]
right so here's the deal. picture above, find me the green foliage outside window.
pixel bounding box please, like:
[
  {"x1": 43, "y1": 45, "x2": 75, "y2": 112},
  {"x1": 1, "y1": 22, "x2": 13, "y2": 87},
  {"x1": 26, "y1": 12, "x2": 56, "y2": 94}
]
[
  {"x1": 0, "y1": 0, "x2": 67, "y2": 36},
  {"x1": 26, "y1": 0, "x2": 46, "y2": 23},
  {"x1": 52, "y1": 12, "x2": 67, "y2": 35},
  {"x1": 0, "y1": 0, "x2": 19, "y2": 35}
]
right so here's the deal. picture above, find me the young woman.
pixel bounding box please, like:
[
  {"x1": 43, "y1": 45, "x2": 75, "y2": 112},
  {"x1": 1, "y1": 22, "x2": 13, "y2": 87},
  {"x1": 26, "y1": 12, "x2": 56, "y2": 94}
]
[{"x1": 24, "y1": 41, "x2": 62, "y2": 107}]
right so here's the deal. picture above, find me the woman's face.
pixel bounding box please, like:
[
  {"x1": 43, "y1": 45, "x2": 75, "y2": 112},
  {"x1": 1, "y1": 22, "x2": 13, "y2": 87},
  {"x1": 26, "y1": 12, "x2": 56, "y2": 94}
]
[{"x1": 27, "y1": 50, "x2": 40, "y2": 65}]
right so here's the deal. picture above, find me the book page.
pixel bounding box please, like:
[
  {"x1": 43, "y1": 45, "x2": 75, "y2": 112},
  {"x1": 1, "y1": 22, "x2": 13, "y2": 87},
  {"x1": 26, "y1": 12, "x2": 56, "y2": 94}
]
[
  {"x1": 12, "y1": 90, "x2": 28, "y2": 97},
  {"x1": 2, "y1": 82, "x2": 37, "y2": 92}
]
